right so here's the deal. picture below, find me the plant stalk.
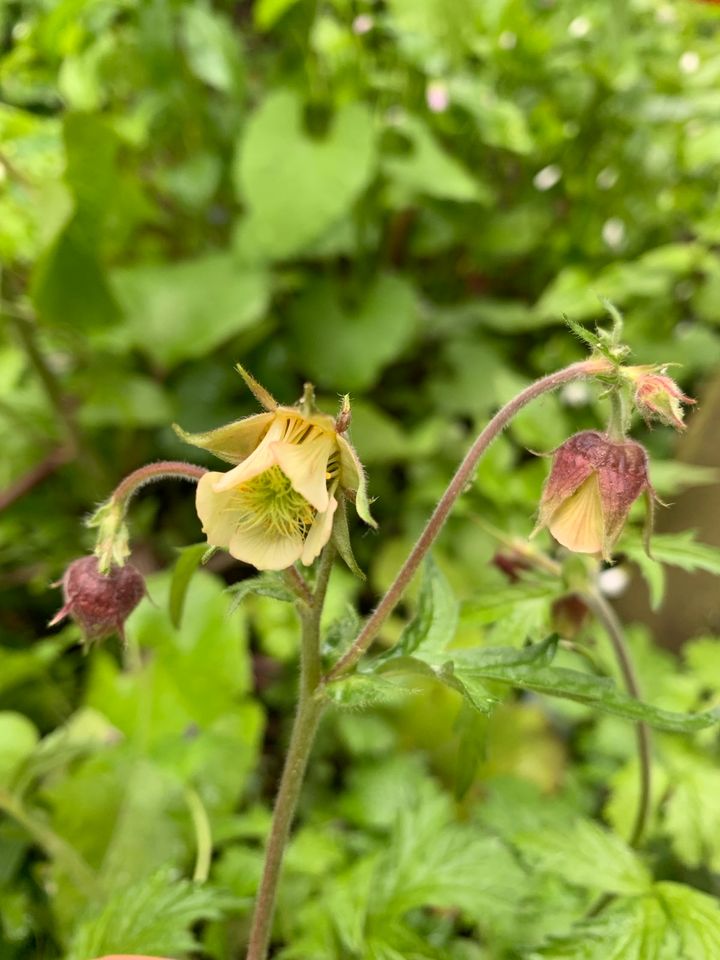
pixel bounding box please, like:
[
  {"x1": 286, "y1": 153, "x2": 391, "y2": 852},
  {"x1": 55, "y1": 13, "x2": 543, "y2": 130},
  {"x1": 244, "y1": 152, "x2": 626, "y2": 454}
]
[
  {"x1": 244, "y1": 547, "x2": 334, "y2": 960},
  {"x1": 584, "y1": 588, "x2": 651, "y2": 848},
  {"x1": 325, "y1": 358, "x2": 613, "y2": 682}
]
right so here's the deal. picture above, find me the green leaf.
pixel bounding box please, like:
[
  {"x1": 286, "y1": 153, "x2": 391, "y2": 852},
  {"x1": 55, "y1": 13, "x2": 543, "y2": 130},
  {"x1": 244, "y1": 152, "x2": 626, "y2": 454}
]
[
  {"x1": 383, "y1": 115, "x2": 491, "y2": 203},
  {"x1": 657, "y1": 882, "x2": 720, "y2": 959},
  {"x1": 111, "y1": 253, "x2": 269, "y2": 368},
  {"x1": 234, "y1": 90, "x2": 376, "y2": 260},
  {"x1": 531, "y1": 896, "x2": 678, "y2": 959},
  {"x1": 624, "y1": 531, "x2": 720, "y2": 610},
  {"x1": 662, "y1": 748, "x2": 720, "y2": 872},
  {"x1": 65, "y1": 870, "x2": 235, "y2": 960},
  {"x1": 514, "y1": 818, "x2": 652, "y2": 895},
  {"x1": 31, "y1": 216, "x2": 121, "y2": 330},
  {"x1": 398, "y1": 556, "x2": 459, "y2": 657},
  {"x1": 254, "y1": 0, "x2": 302, "y2": 30},
  {"x1": 226, "y1": 571, "x2": 297, "y2": 610},
  {"x1": 0, "y1": 713, "x2": 39, "y2": 789},
  {"x1": 427, "y1": 658, "x2": 718, "y2": 733},
  {"x1": 287, "y1": 274, "x2": 418, "y2": 391},
  {"x1": 169, "y1": 544, "x2": 209, "y2": 629},
  {"x1": 180, "y1": 1, "x2": 242, "y2": 93},
  {"x1": 373, "y1": 790, "x2": 529, "y2": 926}
]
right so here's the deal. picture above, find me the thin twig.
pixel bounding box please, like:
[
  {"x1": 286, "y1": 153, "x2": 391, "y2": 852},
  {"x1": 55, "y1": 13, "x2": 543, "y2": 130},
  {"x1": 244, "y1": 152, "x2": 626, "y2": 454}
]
[{"x1": 0, "y1": 447, "x2": 70, "y2": 512}]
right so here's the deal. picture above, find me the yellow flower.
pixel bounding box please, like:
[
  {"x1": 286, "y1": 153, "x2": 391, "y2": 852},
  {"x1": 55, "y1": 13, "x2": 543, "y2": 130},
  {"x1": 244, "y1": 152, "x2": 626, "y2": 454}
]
[
  {"x1": 175, "y1": 369, "x2": 374, "y2": 571},
  {"x1": 533, "y1": 431, "x2": 651, "y2": 560}
]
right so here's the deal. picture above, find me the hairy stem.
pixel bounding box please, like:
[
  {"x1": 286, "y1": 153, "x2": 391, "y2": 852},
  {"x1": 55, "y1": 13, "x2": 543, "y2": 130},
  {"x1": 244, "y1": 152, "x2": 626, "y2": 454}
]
[
  {"x1": 110, "y1": 460, "x2": 207, "y2": 507},
  {"x1": 584, "y1": 589, "x2": 651, "y2": 848},
  {"x1": 325, "y1": 358, "x2": 612, "y2": 682},
  {"x1": 245, "y1": 547, "x2": 335, "y2": 960}
]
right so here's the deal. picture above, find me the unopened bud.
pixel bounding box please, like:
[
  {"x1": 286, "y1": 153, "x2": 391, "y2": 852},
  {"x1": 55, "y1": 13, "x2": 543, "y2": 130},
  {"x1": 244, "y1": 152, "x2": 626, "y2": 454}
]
[
  {"x1": 534, "y1": 430, "x2": 651, "y2": 560},
  {"x1": 624, "y1": 366, "x2": 695, "y2": 430},
  {"x1": 49, "y1": 556, "x2": 145, "y2": 645}
]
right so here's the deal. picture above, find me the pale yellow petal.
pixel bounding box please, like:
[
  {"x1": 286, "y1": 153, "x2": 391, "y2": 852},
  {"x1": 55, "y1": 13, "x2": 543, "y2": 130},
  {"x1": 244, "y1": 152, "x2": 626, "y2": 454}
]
[
  {"x1": 212, "y1": 416, "x2": 286, "y2": 492},
  {"x1": 548, "y1": 475, "x2": 604, "y2": 554},
  {"x1": 196, "y1": 472, "x2": 238, "y2": 548},
  {"x1": 272, "y1": 431, "x2": 335, "y2": 512},
  {"x1": 228, "y1": 523, "x2": 304, "y2": 571},
  {"x1": 301, "y1": 495, "x2": 338, "y2": 566},
  {"x1": 173, "y1": 412, "x2": 274, "y2": 465}
]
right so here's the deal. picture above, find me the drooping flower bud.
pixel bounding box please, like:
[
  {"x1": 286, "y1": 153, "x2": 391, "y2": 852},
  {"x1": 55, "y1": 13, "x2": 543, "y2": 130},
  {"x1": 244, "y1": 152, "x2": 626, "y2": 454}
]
[
  {"x1": 624, "y1": 366, "x2": 695, "y2": 430},
  {"x1": 533, "y1": 431, "x2": 651, "y2": 560},
  {"x1": 49, "y1": 556, "x2": 146, "y2": 645}
]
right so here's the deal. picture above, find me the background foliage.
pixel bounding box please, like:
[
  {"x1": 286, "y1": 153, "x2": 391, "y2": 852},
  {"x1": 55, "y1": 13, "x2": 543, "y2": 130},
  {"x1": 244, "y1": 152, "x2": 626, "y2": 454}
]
[{"x1": 2, "y1": 0, "x2": 720, "y2": 957}]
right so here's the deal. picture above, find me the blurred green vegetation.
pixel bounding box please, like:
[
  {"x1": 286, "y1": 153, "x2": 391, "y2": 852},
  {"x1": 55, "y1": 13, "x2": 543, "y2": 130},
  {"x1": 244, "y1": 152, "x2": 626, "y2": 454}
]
[{"x1": 2, "y1": 0, "x2": 720, "y2": 957}]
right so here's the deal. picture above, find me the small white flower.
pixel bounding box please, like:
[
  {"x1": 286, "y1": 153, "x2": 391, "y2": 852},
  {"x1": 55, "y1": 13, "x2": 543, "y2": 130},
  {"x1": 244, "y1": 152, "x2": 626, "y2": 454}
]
[{"x1": 533, "y1": 165, "x2": 562, "y2": 191}]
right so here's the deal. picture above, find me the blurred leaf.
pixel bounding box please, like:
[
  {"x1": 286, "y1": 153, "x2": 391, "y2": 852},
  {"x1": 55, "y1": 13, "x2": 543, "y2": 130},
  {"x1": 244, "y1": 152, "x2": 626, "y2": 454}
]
[
  {"x1": 180, "y1": 1, "x2": 243, "y2": 93},
  {"x1": 234, "y1": 90, "x2": 376, "y2": 260},
  {"x1": 288, "y1": 274, "x2": 418, "y2": 391},
  {"x1": 656, "y1": 882, "x2": 720, "y2": 959},
  {"x1": 384, "y1": 114, "x2": 491, "y2": 203},
  {"x1": 531, "y1": 896, "x2": 677, "y2": 959},
  {"x1": 0, "y1": 713, "x2": 39, "y2": 789},
  {"x1": 111, "y1": 254, "x2": 269, "y2": 368},
  {"x1": 624, "y1": 531, "x2": 720, "y2": 610},
  {"x1": 514, "y1": 818, "x2": 651, "y2": 895}
]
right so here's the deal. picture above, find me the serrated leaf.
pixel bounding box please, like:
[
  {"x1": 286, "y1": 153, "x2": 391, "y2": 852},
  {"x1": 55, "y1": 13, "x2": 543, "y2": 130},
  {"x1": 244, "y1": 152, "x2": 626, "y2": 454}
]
[
  {"x1": 531, "y1": 896, "x2": 678, "y2": 960},
  {"x1": 169, "y1": 543, "x2": 208, "y2": 629},
  {"x1": 227, "y1": 572, "x2": 297, "y2": 611},
  {"x1": 375, "y1": 655, "x2": 495, "y2": 714},
  {"x1": 65, "y1": 870, "x2": 235, "y2": 960},
  {"x1": 398, "y1": 556, "x2": 459, "y2": 657},
  {"x1": 514, "y1": 818, "x2": 651, "y2": 895},
  {"x1": 429, "y1": 659, "x2": 718, "y2": 733},
  {"x1": 657, "y1": 882, "x2": 720, "y2": 959}
]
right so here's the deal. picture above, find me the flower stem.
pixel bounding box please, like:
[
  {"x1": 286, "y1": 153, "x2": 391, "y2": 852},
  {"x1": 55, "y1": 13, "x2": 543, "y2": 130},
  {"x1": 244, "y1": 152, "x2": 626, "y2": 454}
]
[
  {"x1": 325, "y1": 358, "x2": 612, "y2": 682},
  {"x1": 110, "y1": 460, "x2": 207, "y2": 507},
  {"x1": 583, "y1": 588, "x2": 652, "y2": 849},
  {"x1": 244, "y1": 546, "x2": 334, "y2": 960}
]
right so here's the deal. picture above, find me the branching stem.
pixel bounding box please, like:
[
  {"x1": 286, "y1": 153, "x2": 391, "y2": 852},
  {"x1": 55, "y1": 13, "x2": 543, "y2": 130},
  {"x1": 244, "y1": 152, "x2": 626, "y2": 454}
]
[{"x1": 325, "y1": 358, "x2": 613, "y2": 682}]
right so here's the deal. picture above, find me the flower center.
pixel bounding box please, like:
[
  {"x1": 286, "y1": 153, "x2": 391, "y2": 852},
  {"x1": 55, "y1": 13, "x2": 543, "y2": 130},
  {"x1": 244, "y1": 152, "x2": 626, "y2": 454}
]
[{"x1": 228, "y1": 466, "x2": 316, "y2": 539}]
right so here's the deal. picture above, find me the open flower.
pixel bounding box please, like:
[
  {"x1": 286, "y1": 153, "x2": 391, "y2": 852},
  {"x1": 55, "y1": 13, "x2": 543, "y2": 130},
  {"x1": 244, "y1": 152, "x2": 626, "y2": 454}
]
[
  {"x1": 533, "y1": 431, "x2": 651, "y2": 560},
  {"x1": 624, "y1": 366, "x2": 695, "y2": 430},
  {"x1": 175, "y1": 369, "x2": 374, "y2": 571}
]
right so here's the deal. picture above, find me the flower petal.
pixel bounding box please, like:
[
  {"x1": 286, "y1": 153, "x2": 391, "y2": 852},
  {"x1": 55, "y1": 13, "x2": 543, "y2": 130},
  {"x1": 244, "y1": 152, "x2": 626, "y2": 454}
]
[
  {"x1": 195, "y1": 472, "x2": 238, "y2": 548},
  {"x1": 301, "y1": 495, "x2": 338, "y2": 565},
  {"x1": 548, "y1": 475, "x2": 604, "y2": 554},
  {"x1": 337, "y1": 435, "x2": 376, "y2": 528},
  {"x1": 212, "y1": 417, "x2": 286, "y2": 492},
  {"x1": 228, "y1": 523, "x2": 304, "y2": 571},
  {"x1": 272, "y1": 431, "x2": 335, "y2": 512},
  {"x1": 173, "y1": 413, "x2": 274, "y2": 465}
]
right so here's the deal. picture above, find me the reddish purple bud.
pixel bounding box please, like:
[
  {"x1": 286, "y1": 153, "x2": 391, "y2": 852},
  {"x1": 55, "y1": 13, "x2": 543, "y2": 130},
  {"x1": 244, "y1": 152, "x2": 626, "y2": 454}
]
[
  {"x1": 49, "y1": 556, "x2": 145, "y2": 644},
  {"x1": 626, "y1": 367, "x2": 695, "y2": 431},
  {"x1": 534, "y1": 430, "x2": 651, "y2": 560}
]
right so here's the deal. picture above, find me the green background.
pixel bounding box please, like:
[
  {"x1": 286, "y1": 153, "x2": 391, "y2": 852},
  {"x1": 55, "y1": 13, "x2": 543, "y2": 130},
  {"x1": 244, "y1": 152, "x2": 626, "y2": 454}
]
[{"x1": 2, "y1": 0, "x2": 720, "y2": 957}]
